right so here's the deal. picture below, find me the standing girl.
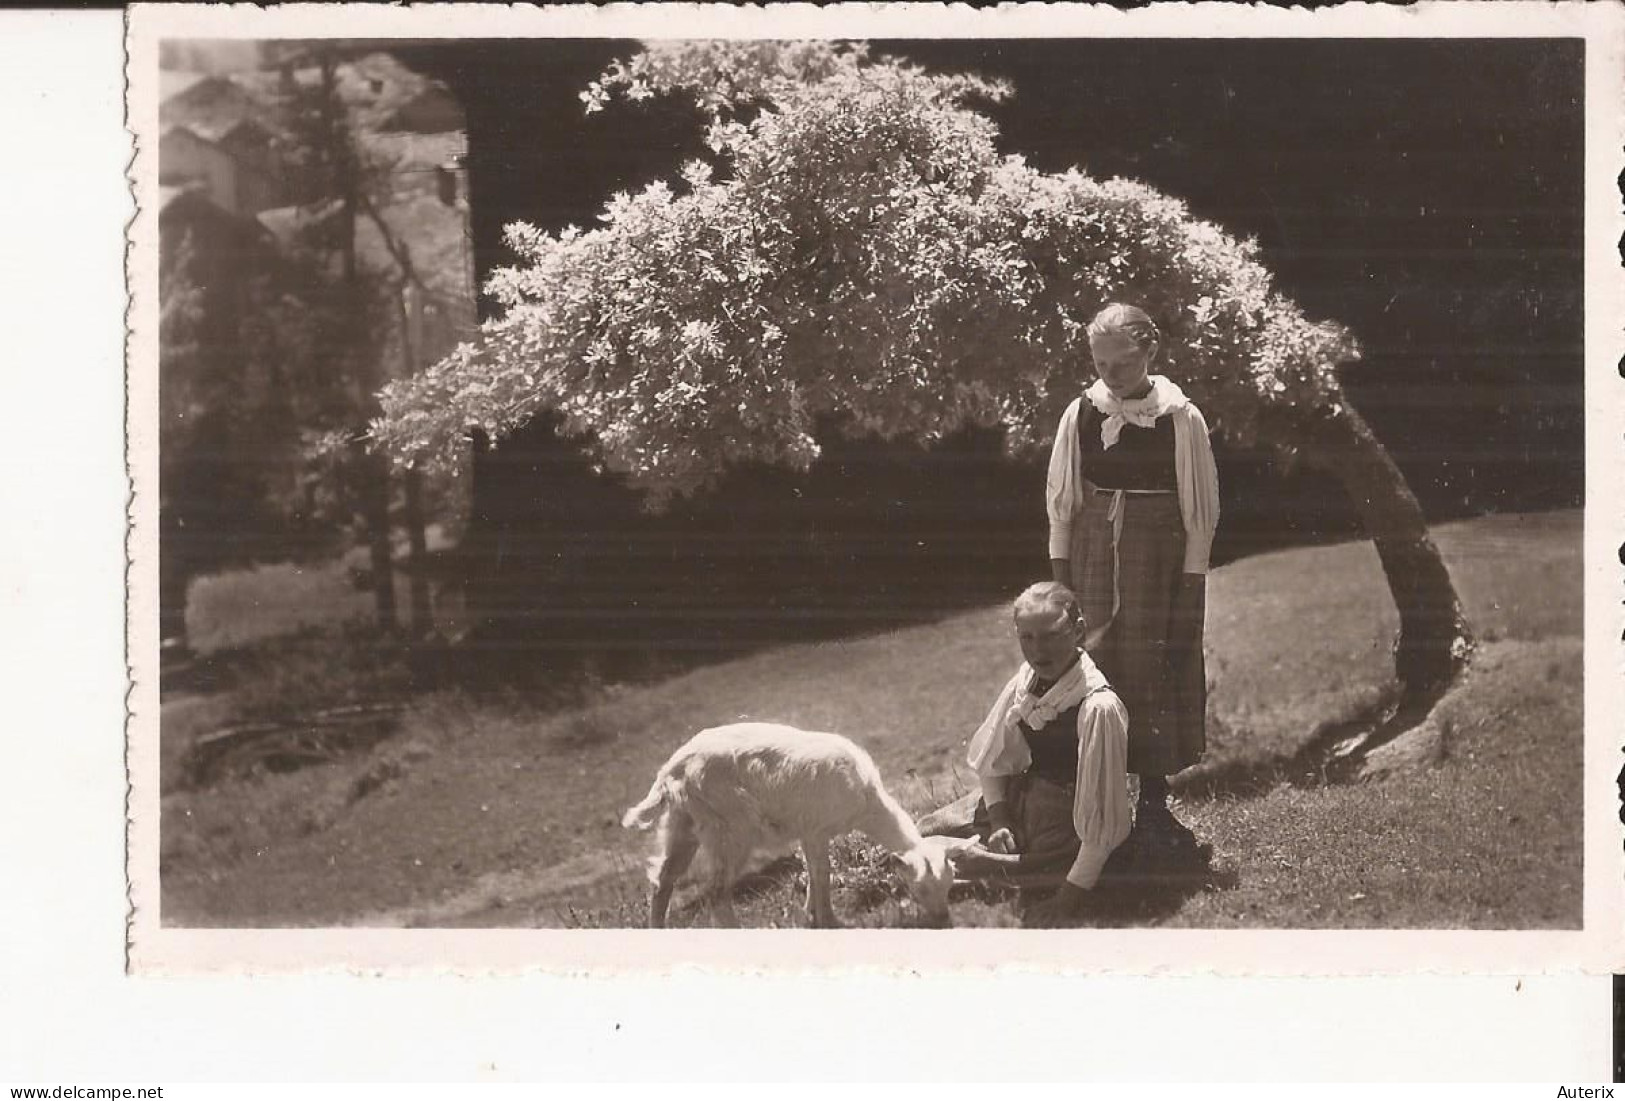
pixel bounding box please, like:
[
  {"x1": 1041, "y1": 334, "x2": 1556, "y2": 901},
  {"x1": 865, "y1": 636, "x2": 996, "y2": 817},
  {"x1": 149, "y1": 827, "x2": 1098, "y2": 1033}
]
[{"x1": 1046, "y1": 303, "x2": 1219, "y2": 862}]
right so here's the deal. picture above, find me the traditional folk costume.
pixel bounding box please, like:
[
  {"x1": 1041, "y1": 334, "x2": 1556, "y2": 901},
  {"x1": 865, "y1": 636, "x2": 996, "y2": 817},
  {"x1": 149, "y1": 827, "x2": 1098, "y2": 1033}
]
[
  {"x1": 1046, "y1": 375, "x2": 1219, "y2": 780},
  {"x1": 921, "y1": 650, "x2": 1132, "y2": 889}
]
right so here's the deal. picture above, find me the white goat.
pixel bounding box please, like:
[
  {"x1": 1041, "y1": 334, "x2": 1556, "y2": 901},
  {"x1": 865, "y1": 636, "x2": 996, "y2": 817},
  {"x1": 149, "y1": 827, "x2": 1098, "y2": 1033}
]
[{"x1": 622, "y1": 722, "x2": 957, "y2": 928}]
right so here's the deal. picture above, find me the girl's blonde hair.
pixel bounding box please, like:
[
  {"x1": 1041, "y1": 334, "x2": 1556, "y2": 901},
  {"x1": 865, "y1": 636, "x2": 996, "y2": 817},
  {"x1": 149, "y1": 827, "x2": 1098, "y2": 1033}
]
[{"x1": 1087, "y1": 302, "x2": 1160, "y2": 351}]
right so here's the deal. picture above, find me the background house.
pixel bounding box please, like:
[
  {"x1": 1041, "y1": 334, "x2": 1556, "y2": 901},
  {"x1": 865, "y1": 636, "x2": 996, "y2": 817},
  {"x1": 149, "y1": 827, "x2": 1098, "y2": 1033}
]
[
  {"x1": 158, "y1": 118, "x2": 286, "y2": 216},
  {"x1": 158, "y1": 69, "x2": 293, "y2": 216},
  {"x1": 157, "y1": 43, "x2": 478, "y2": 648}
]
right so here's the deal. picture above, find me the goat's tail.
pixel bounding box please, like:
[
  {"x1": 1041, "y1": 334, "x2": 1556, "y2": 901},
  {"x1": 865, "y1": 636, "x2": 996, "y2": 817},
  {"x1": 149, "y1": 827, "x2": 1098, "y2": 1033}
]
[{"x1": 622, "y1": 775, "x2": 673, "y2": 831}]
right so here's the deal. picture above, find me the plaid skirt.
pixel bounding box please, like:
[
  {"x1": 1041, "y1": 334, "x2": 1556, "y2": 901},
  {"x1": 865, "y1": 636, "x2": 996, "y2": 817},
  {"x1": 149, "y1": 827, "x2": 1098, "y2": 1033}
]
[
  {"x1": 915, "y1": 773, "x2": 1081, "y2": 867},
  {"x1": 1068, "y1": 489, "x2": 1206, "y2": 777}
]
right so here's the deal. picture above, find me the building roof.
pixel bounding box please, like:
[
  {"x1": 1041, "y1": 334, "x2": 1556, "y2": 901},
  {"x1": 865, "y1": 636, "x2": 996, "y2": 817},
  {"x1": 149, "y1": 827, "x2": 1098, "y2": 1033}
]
[
  {"x1": 210, "y1": 116, "x2": 278, "y2": 149},
  {"x1": 158, "y1": 184, "x2": 274, "y2": 250},
  {"x1": 160, "y1": 72, "x2": 288, "y2": 144},
  {"x1": 238, "y1": 51, "x2": 457, "y2": 134},
  {"x1": 158, "y1": 182, "x2": 200, "y2": 214},
  {"x1": 159, "y1": 69, "x2": 212, "y2": 102},
  {"x1": 159, "y1": 182, "x2": 237, "y2": 219},
  {"x1": 379, "y1": 86, "x2": 466, "y2": 133},
  {"x1": 161, "y1": 117, "x2": 276, "y2": 150},
  {"x1": 255, "y1": 198, "x2": 344, "y2": 245}
]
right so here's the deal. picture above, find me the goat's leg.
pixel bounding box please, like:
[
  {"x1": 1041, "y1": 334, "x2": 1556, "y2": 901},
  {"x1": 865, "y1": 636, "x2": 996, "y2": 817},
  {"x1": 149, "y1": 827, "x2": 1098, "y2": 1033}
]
[
  {"x1": 649, "y1": 812, "x2": 699, "y2": 929},
  {"x1": 802, "y1": 837, "x2": 838, "y2": 928}
]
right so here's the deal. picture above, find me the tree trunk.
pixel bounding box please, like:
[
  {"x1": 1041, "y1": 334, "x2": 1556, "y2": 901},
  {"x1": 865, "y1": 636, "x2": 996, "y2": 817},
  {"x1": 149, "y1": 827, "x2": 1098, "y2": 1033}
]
[
  {"x1": 321, "y1": 49, "x2": 397, "y2": 633},
  {"x1": 391, "y1": 286, "x2": 435, "y2": 639},
  {"x1": 403, "y1": 466, "x2": 434, "y2": 637},
  {"x1": 360, "y1": 448, "x2": 399, "y2": 634},
  {"x1": 1300, "y1": 403, "x2": 1473, "y2": 694}
]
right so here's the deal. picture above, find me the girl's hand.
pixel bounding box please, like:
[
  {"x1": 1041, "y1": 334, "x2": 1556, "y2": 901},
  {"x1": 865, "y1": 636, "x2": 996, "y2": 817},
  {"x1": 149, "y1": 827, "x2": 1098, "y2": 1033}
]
[{"x1": 987, "y1": 827, "x2": 1019, "y2": 855}]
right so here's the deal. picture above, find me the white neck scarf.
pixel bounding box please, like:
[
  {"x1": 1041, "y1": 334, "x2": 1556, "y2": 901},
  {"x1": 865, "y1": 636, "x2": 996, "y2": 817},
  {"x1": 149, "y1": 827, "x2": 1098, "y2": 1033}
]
[
  {"x1": 965, "y1": 651, "x2": 1112, "y2": 778},
  {"x1": 1086, "y1": 374, "x2": 1190, "y2": 450}
]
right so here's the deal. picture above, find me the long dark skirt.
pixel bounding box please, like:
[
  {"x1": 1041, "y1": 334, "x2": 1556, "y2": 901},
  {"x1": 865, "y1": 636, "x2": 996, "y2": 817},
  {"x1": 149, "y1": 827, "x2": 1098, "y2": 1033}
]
[
  {"x1": 1068, "y1": 490, "x2": 1206, "y2": 778},
  {"x1": 916, "y1": 775, "x2": 1081, "y2": 889},
  {"x1": 917, "y1": 775, "x2": 1080, "y2": 857}
]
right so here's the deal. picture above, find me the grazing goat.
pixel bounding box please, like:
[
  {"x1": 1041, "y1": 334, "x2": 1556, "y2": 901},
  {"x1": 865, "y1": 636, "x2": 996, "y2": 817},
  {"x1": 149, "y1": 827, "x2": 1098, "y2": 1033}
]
[{"x1": 622, "y1": 722, "x2": 957, "y2": 928}]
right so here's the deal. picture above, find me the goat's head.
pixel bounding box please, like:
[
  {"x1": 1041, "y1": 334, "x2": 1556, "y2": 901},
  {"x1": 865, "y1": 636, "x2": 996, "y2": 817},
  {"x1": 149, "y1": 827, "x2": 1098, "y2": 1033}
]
[{"x1": 890, "y1": 837, "x2": 957, "y2": 928}]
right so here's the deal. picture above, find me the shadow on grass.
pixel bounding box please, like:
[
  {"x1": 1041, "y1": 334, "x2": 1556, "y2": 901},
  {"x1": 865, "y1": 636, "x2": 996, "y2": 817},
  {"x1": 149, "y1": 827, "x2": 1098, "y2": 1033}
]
[
  {"x1": 1071, "y1": 857, "x2": 1241, "y2": 927},
  {"x1": 1176, "y1": 678, "x2": 1449, "y2": 803},
  {"x1": 609, "y1": 855, "x2": 815, "y2": 930},
  {"x1": 950, "y1": 840, "x2": 1241, "y2": 928}
]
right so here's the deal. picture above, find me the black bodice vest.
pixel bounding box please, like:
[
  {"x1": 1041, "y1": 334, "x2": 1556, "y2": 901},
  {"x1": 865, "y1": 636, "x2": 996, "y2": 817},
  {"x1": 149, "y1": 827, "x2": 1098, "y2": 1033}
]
[
  {"x1": 1076, "y1": 402, "x2": 1178, "y2": 491},
  {"x1": 1021, "y1": 698, "x2": 1085, "y2": 786}
]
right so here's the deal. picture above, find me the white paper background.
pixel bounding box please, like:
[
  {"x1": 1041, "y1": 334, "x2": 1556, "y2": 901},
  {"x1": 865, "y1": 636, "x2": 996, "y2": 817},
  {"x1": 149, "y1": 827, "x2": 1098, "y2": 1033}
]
[{"x1": 0, "y1": 5, "x2": 1615, "y2": 1082}]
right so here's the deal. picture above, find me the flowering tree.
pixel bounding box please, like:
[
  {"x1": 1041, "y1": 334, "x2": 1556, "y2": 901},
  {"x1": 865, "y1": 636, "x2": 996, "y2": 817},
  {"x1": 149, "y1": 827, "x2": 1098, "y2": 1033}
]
[{"x1": 373, "y1": 41, "x2": 1471, "y2": 693}]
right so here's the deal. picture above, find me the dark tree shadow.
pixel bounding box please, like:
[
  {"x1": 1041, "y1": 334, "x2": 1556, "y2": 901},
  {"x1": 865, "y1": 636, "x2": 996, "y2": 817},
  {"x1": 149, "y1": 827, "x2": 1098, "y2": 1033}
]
[
  {"x1": 1176, "y1": 677, "x2": 1450, "y2": 803},
  {"x1": 1064, "y1": 849, "x2": 1240, "y2": 927},
  {"x1": 943, "y1": 831, "x2": 1239, "y2": 928}
]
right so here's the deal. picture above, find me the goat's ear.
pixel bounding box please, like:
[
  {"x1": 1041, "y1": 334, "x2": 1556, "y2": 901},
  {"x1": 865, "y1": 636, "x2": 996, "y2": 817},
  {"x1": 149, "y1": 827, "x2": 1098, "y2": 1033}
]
[{"x1": 884, "y1": 851, "x2": 912, "y2": 874}]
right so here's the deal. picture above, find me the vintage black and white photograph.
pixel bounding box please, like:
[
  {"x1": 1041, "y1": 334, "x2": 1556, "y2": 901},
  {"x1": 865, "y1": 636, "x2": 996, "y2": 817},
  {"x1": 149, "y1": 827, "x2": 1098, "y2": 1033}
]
[{"x1": 125, "y1": 3, "x2": 1621, "y2": 969}]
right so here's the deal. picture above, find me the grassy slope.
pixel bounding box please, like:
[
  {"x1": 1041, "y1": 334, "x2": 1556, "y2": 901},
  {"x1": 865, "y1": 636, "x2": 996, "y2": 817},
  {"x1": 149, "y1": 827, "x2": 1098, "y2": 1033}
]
[{"x1": 159, "y1": 510, "x2": 1583, "y2": 929}]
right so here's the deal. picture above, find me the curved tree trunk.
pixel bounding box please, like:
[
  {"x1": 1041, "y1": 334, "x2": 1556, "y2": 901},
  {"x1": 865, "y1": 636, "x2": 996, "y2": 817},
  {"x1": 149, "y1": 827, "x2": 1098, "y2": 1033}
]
[{"x1": 1299, "y1": 403, "x2": 1473, "y2": 695}]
